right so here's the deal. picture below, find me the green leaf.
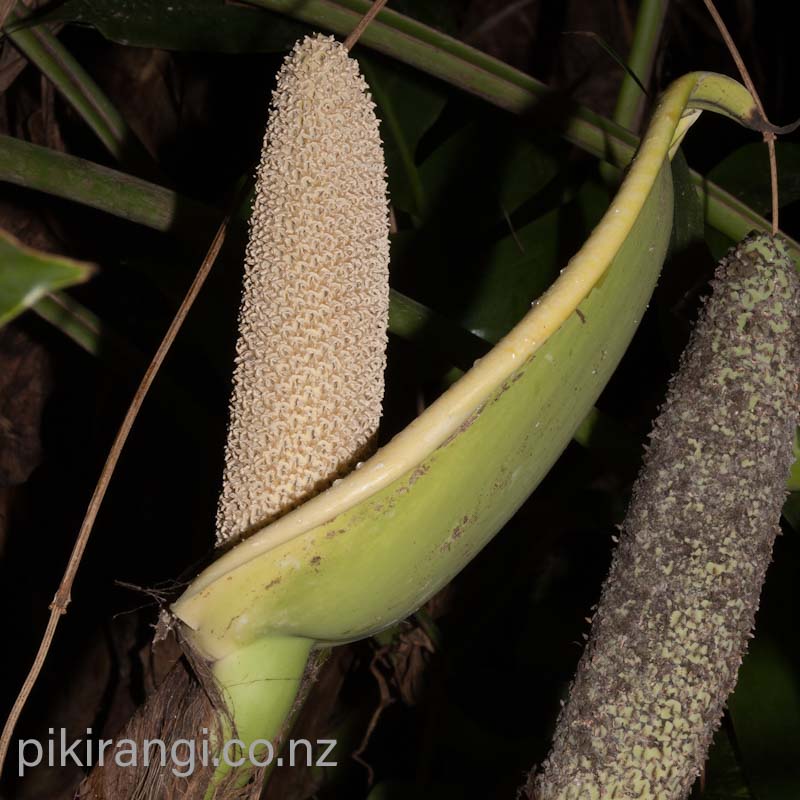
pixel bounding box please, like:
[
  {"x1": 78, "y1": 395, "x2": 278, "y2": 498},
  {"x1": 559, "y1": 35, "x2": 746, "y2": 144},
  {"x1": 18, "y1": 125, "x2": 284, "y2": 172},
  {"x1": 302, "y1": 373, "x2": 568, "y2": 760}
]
[
  {"x1": 387, "y1": 288, "x2": 489, "y2": 369},
  {"x1": 693, "y1": 723, "x2": 752, "y2": 799},
  {"x1": 417, "y1": 122, "x2": 559, "y2": 227},
  {"x1": 0, "y1": 229, "x2": 95, "y2": 326},
  {"x1": 4, "y1": 16, "x2": 156, "y2": 172},
  {"x1": 461, "y1": 206, "x2": 560, "y2": 343},
  {"x1": 782, "y1": 491, "x2": 800, "y2": 531},
  {"x1": 27, "y1": 0, "x2": 306, "y2": 52},
  {"x1": 670, "y1": 149, "x2": 705, "y2": 258},
  {"x1": 788, "y1": 431, "x2": 800, "y2": 492},
  {"x1": 387, "y1": 0, "x2": 461, "y2": 34},
  {"x1": 612, "y1": 0, "x2": 667, "y2": 132},
  {"x1": 359, "y1": 54, "x2": 447, "y2": 217},
  {"x1": 0, "y1": 134, "x2": 214, "y2": 235},
  {"x1": 390, "y1": 123, "x2": 560, "y2": 326},
  {"x1": 32, "y1": 292, "x2": 104, "y2": 356},
  {"x1": 708, "y1": 142, "x2": 800, "y2": 218},
  {"x1": 458, "y1": 174, "x2": 609, "y2": 344},
  {"x1": 728, "y1": 636, "x2": 800, "y2": 800},
  {"x1": 367, "y1": 781, "x2": 464, "y2": 800},
  {"x1": 445, "y1": 173, "x2": 603, "y2": 345}
]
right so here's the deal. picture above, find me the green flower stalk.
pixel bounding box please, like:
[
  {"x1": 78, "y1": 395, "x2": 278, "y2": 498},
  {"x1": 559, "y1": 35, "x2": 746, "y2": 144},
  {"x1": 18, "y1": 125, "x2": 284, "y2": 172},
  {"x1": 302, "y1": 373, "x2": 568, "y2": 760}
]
[{"x1": 528, "y1": 234, "x2": 800, "y2": 799}]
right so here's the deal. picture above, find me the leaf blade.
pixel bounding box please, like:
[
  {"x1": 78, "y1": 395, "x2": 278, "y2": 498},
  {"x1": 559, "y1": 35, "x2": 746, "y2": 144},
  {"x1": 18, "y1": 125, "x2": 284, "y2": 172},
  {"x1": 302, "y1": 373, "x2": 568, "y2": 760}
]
[{"x1": 0, "y1": 229, "x2": 95, "y2": 327}]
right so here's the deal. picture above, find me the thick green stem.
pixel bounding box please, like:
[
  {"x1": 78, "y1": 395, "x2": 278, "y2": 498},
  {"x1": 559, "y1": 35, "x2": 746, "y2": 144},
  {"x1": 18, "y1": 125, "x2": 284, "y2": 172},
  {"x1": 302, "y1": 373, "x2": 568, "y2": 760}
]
[
  {"x1": 0, "y1": 134, "x2": 205, "y2": 232},
  {"x1": 614, "y1": 0, "x2": 669, "y2": 132},
  {"x1": 209, "y1": 637, "x2": 313, "y2": 788}
]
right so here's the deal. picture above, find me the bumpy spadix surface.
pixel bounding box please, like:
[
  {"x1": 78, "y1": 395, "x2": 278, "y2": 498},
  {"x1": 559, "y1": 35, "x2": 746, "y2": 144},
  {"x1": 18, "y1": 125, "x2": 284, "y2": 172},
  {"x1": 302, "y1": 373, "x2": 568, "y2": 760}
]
[
  {"x1": 530, "y1": 234, "x2": 800, "y2": 799},
  {"x1": 217, "y1": 34, "x2": 389, "y2": 544}
]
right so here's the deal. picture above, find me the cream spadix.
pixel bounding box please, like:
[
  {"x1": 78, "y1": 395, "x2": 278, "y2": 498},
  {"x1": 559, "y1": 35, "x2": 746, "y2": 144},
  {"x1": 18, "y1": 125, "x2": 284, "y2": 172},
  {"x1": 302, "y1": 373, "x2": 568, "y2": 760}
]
[{"x1": 217, "y1": 33, "x2": 390, "y2": 544}]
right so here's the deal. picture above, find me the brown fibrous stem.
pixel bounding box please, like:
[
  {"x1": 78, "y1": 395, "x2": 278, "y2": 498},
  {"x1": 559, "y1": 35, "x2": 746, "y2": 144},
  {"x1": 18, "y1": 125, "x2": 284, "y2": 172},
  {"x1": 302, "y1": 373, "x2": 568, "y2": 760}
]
[
  {"x1": 703, "y1": 0, "x2": 779, "y2": 234},
  {"x1": 0, "y1": 200, "x2": 238, "y2": 781}
]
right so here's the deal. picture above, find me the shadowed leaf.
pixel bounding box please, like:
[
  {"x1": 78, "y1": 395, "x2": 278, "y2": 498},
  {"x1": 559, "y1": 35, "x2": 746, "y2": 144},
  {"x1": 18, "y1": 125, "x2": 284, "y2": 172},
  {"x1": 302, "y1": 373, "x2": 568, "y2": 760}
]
[
  {"x1": 23, "y1": 0, "x2": 306, "y2": 52},
  {"x1": 709, "y1": 142, "x2": 800, "y2": 217},
  {"x1": 359, "y1": 54, "x2": 447, "y2": 217},
  {"x1": 0, "y1": 229, "x2": 95, "y2": 327}
]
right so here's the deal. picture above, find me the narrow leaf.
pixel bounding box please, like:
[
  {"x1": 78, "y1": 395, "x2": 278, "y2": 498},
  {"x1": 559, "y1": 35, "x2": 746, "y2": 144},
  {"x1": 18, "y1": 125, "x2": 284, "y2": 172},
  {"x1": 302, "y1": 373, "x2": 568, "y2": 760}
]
[
  {"x1": 709, "y1": 142, "x2": 800, "y2": 217},
  {"x1": 24, "y1": 0, "x2": 306, "y2": 53},
  {"x1": 0, "y1": 229, "x2": 94, "y2": 326},
  {"x1": 5, "y1": 14, "x2": 157, "y2": 173},
  {"x1": 728, "y1": 637, "x2": 800, "y2": 800},
  {"x1": 359, "y1": 54, "x2": 447, "y2": 217}
]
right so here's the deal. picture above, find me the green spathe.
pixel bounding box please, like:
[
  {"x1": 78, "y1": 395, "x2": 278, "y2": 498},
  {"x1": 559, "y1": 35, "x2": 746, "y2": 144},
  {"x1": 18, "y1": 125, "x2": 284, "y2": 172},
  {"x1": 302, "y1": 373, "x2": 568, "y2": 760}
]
[{"x1": 168, "y1": 72, "x2": 773, "y2": 791}]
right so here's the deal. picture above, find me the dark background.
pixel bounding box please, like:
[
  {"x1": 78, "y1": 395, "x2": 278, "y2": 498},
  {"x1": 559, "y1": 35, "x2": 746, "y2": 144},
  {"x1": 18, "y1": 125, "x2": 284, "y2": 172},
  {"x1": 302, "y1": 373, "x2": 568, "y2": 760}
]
[{"x1": 1, "y1": 1, "x2": 799, "y2": 797}]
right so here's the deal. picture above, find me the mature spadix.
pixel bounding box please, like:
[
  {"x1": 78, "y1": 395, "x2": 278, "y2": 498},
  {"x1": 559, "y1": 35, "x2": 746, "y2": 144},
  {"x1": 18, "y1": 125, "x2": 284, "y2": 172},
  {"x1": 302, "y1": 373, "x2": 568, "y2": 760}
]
[
  {"x1": 217, "y1": 33, "x2": 390, "y2": 544},
  {"x1": 529, "y1": 233, "x2": 800, "y2": 799}
]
